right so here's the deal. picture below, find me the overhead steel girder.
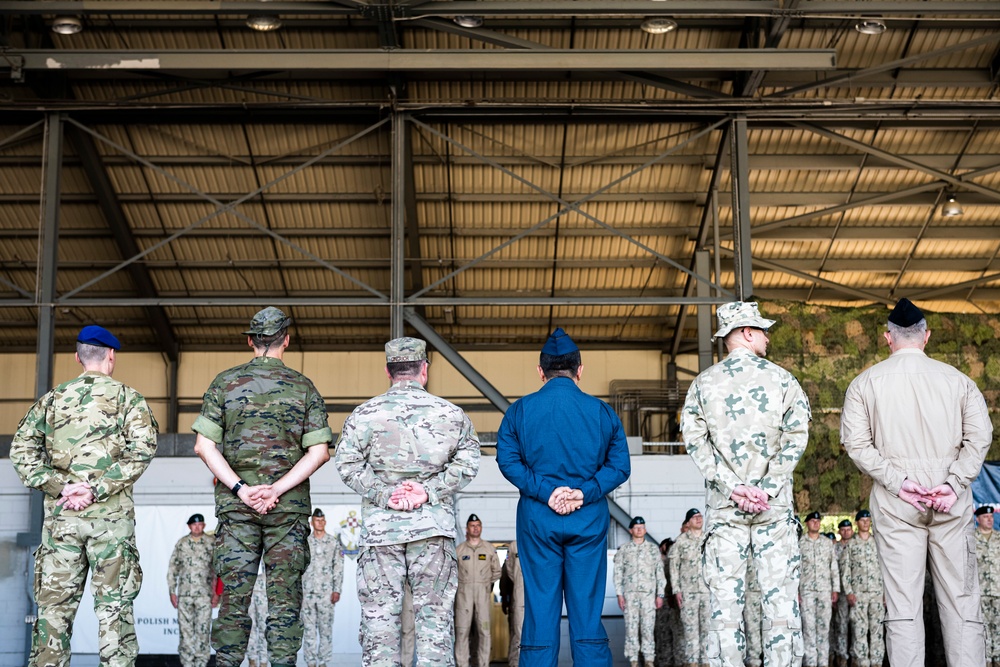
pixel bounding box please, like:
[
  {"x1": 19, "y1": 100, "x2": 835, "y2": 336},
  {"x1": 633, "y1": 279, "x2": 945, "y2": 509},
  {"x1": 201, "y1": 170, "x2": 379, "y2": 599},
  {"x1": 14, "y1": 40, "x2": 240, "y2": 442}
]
[
  {"x1": 1, "y1": 296, "x2": 733, "y2": 308},
  {"x1": 3, "y1": 1, "x2": 1000, "y2": 17},
  {"x1": 13, "y1": 49, "x2": 837, "y2": 75}
]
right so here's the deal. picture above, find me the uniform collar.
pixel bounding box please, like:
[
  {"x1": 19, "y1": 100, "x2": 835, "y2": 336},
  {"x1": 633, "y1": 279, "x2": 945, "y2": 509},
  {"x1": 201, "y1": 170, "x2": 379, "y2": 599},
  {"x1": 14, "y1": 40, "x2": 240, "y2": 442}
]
[
  {"x1": 890, "y1": 347, "x2": 926, "y2": 357},
  {"x1": 80, "y1": 370, "x2": 110, "y2": 378},
  {"x1": 391, "y1": 379, "x2": 426, "y2": 391}
]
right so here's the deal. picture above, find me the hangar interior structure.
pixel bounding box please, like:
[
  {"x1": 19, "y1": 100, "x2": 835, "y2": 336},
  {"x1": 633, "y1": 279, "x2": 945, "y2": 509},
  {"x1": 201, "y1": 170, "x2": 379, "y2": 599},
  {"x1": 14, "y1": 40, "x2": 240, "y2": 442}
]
[{"x1": 0, "y1": 0, "x2": 999, "y2": 436}]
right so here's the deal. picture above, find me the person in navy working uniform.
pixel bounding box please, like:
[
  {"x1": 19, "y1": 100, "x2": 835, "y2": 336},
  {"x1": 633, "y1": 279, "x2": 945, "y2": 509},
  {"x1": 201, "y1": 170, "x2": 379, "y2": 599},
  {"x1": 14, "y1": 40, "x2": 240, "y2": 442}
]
[{"x1": 497, "y1": 327, "x2": 631, "y2": 667}]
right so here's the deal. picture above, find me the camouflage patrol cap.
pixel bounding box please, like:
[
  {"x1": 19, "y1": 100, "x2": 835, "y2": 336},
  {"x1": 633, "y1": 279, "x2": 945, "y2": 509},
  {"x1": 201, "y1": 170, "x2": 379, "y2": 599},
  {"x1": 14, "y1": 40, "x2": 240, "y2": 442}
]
[
  {"x1": 244, "y1": 307, "x2": 291, "y2": 336},
  {"x1": 713, "y1": 301, "x2": 776, "y2": 341},
  {"x1": 386, "y1": 337, "x2": 428, "y2": 363},
  {"x1": 628, "y1": 516, "x2": 645, "y2": 529},
  {"x1": 312, "y1": 508, "x2": 325, "y2": 518}
]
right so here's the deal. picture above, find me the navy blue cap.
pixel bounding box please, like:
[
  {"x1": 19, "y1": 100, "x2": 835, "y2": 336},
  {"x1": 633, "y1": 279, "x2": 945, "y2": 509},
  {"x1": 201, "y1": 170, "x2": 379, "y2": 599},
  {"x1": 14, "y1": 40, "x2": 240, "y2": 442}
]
[
  {"x1": 77, "y1": 325, "x2": 121, "y2": 350},
  {"x1": 888, "y1": 298, "x2": 924, "y2": 327},
  {"x1": 629, "y1": 516, "x2": 645, "y2": 529},
  {"x1": 541, "y1": 328, "x2": 579, "y2": 356},
  {"x1": 855, "y1": 509, "x2": 872, "y2": 520},
  {"x1": 805, "y1": 511, "x2": 822, "y2": 521}
]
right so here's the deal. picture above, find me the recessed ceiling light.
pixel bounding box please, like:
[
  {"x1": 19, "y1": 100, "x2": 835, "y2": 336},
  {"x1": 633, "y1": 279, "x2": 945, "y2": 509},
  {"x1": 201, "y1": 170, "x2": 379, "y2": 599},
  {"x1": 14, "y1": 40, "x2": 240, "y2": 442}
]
[
  {"x1": 246, "y1": 15, "x2": 282, "y2": 31},
  {"x1": 453, "y1": 16, "x2": 484, "y2": 29},
  {"x1": 641, "y1": 18, "x2": 678, "y2": 35},
  {"x1": 52, "y1": 16, "x2": 83, "y2": 35},
  {"x1": 855, "y1": 19, "x2": 887, "y2": 35}
]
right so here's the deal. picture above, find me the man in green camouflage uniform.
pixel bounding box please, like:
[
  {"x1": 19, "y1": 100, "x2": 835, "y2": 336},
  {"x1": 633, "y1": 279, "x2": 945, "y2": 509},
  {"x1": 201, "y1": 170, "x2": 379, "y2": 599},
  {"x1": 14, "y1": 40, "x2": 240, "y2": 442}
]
[
  {"x1": 681, "y1": 301, "x2": 811, "y2": 667},
  {"x1": 799, "y1": 511, "x2": 839, "y2": 667},
  {"x1": 743, "y1": 559, "x2": 763, "y2": 667},
  {"x1": 841, "y1": 509, "x2": 883, "y2": 667},
  {"x1": 10, "y1": 325, "x2": 158, "y2": 667},
  {"x1": 654, "y1": 538, "x2": 676, "y2": 667},
  {"x1": 615, "y1": 516, "x2": 667, "y2": 667},
  {"x1": 193, "y1": 307, "x2": 333, "y2": 667},
  {"x1": 831, "y1": 520, "x2": 853, "y2": 667},
  {"x1": 977, "y1": 505, "x2": 1000, "y2": 667},
  {"x1": 248, "y1": 567, "x2": 268, "y2": 667},
  {"x1": 335, "y1": 337, "x2": 480, "y2": 667},
  {"x1": 168, "y1": 513, "x2": 219, "y2": 667},
  {"x1": 668, "y1": 508, "x2": 711, "y2": 667},
  {"x1": 302, "y1": 508, "x2": 346, "y2": 667}
]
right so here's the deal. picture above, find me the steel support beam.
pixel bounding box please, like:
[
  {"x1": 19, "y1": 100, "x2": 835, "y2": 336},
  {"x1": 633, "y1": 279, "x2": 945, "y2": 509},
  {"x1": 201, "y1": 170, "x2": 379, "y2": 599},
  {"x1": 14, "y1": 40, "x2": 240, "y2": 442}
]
[
  {"x1": 729, "y1": 117, "x2": 752, "y2": 300},
  {"x1": 695, "y1": 250, "x2": 713, "y2": 371},
  {"x1": 12, "y1": 49, "x2": 838, "y2": 74},
  {"x1": 391, "y1": 113, "x2": 406, "y2": 338},
  {"x1": 403, "y1": 310, "x2": 509, "y2": 413},
  {"x1": 402, "y1": 115, "x2": 426, "y2": 321}
]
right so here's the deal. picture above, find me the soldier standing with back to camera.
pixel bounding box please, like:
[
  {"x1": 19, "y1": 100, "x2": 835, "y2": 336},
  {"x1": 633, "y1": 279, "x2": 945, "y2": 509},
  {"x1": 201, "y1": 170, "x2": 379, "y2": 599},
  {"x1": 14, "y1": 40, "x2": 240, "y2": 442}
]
[
  {"x1": 614, "y1": 516, "x2": 667, "y2": 667},
  {"x1": 302, "y1": 508, "x2": 346, "y2": 667},
  {"x1": 168, "y1": 513, "x2": 219, "y2": 667},
  {"x1": 456, "y1": 513, "x2": 502, "y2": 667}
]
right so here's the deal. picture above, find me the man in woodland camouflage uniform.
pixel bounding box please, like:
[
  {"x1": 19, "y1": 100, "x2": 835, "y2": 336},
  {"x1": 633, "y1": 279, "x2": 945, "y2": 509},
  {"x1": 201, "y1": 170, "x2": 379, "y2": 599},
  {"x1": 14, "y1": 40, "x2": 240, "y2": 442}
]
[
  {"x1": 799, "y1": 511, "x2": 839, "y2": 667},
  {"x1": 168, "y1": 513, "x2": 219, "y2": 667},
  {"x1": 841, "y1": 509, "x2": 883, "y2": 667},
  {"x1": 11, "y1": 325, "x2": 158, "y2": 667},
  {"x1": 615, "y1": 516, "x2": 667, "y2": 667},
  {"x1": 743, "y1": 560, "x2": 763, "y2": 667},
  {"x1": 831, "y1": 519, "x2": 853, "y2": 667},
  {"x1": 669, "y1": 508, "x2": 711, "y2": 667},
  {"x1": 456, "y1": 513, "x2": 502, "y2": 667},
  {"x1": 336, "y1": 336, "x2": 480, "y2": 667},
  {"x1": 302, "y1": 508, "x2": 346, "y2": 667},
  {"x1": 193, "y1": 307, "x2": 333, "y2": 667},
  {"x1": 248, "y1": 568, "x2": 268, "y2": 667},
  {"x1": 977, "y1": 505, "x2": 1000, "y2": 667},
  {"x1": 681, "y1": 301, "x2": 811, "y2": 667}
]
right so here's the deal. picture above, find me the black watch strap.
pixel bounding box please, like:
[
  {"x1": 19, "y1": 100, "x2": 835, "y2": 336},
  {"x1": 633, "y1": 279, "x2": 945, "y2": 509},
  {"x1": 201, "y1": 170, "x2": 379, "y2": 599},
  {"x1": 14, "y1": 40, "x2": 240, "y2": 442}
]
[{"x1": 232, "y1": 479, "x2": 246, "y2": 495}]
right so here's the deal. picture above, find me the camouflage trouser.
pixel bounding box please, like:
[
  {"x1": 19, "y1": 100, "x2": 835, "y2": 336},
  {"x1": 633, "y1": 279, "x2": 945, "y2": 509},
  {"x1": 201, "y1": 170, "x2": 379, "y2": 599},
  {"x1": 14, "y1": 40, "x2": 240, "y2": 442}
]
[
  {"x1": 831, "y1": 593, "x2": 849, "y2": 661},
  {"x1": 986, "y1": 595, "x2": 1000, "y2": 661},
  {"x1": 177, "y1": 594, "x2": 213, "y2": 667},
  {"x1": 743, "y1": 589, "x2": 762, "y2": 667},
  {"x1": 849, "y1": 593, "x2": 884, "y2": 667},
  {"x1": 508, "y1": 601, "x2": 523, "y2": 667},
  {"x1": 301, "y1": 595, "x2": 336, "y2": 666},
  {"x1": 702, "y1": 506, "x2": 802, "y2": 667},
  {"x1": 213, "y1": 510, "x2": 311, "y2": 667},
  {"x1": 800, "y1": 591, "x2": 832, "y2": 667},
  {"x1": 623, "y1": 591, "x2": 657, "y2": 662},
  {"x1": 247, "y1": 603, "x2": 268, "y2": 665},
  {"x1": 654, "y1": 604, "x2": 676, "y2": 667},
  {"x1": 30, "y1": 513, "x2": 142, "y2": 667},
  {"x1": 401, "y1": 583, "x2": 415, "y2": 666},
  {"x1": 357, "y1": 536, "x2": 458, "y2": 667},
  {"x1": 677, "y1": 592, "x2": 711, "y2": 664}
]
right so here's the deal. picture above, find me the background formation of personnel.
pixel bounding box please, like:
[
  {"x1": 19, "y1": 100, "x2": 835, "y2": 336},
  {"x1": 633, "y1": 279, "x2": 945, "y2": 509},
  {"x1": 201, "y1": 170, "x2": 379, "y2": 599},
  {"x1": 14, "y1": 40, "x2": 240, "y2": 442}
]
[
  {"x1": 456, "y1": 514, "x2": 502, "y2": 667},
  {"x1": 799, "y1": 511, "x2": 840, "y2": 667},
  {"x1": 613, "y1": 516, "x2": 666, "y2": 667},
  {"x1": 668, "y1": 508, "x2": 711, "y2": 667},
  {"x1": 167, "y1": 514, "x2": 218, "y2": 667}
]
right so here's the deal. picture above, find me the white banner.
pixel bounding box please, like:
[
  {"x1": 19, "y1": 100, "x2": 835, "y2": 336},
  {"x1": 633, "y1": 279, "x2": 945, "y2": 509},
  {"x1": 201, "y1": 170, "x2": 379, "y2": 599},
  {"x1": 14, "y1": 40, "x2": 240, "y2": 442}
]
[{"x1": 70, "y1": 505, "x2": 363, "y2": 656}]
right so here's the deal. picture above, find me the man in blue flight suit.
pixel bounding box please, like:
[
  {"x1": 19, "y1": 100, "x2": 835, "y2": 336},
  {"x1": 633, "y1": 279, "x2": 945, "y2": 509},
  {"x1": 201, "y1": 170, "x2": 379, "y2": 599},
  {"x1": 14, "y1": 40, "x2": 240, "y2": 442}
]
[{"x1": 497, "y1": 327, "x2": 631, "y2": 667}]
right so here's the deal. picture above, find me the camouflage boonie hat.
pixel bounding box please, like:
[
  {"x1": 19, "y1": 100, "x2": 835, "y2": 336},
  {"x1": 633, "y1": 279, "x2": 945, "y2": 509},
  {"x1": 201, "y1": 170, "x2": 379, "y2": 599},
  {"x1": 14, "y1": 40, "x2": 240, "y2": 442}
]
[
  {"x1": 713, "y1": 301, "x2": 776, "y2": 341},
  {"x1": 244, "y1": 306, "x2": 291, "y2": 336},
  {"x1": 386, "y1": 337, "x2": 427, "y2": 363}
]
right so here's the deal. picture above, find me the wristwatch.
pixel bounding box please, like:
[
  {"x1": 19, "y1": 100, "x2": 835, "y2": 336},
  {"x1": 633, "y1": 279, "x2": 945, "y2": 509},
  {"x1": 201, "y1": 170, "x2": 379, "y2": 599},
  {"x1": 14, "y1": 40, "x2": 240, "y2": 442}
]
[{"x1": 232, "y1": 479, "x2": 247, "y2": 495}]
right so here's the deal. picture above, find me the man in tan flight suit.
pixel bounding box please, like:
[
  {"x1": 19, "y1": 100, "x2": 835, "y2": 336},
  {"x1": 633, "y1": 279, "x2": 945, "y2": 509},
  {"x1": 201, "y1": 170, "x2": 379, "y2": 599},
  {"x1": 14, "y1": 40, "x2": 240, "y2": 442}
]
[
  {"x1": 456, "y1": 513, "x2": 502, "y2": 667},
  {"x1": 841, "y1": 297, "x2": 993, "y2": 667}
]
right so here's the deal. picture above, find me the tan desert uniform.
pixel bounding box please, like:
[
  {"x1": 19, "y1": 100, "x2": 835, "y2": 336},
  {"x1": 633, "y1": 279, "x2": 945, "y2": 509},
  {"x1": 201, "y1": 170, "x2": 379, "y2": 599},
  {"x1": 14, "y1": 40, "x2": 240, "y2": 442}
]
[
  {"x1": 455, "y1": 538, "x2": 502, "y2": 667},
  {"x1": 799, "y1": 533, "x2": 839, "y2": 667},
  {"x1": 842, "y1": 346, "x2": 992, "y2": 667},
  {"x1": 502, "y1": 540, "x2": 525, "y2": 667}
]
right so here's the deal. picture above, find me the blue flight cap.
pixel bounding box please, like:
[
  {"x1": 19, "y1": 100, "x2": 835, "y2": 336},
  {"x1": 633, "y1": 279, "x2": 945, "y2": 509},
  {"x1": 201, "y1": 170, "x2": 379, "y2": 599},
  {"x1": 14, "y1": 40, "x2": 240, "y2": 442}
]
[
  {"x1": 888, "y1": 298, "x2": 924, "y2": 327},
  {"x1": 541, "y1": 327, "x2": 579, "y2": 356},
  {"x1": 77, "y1": 325, "x2": 121, "y2": 351}
]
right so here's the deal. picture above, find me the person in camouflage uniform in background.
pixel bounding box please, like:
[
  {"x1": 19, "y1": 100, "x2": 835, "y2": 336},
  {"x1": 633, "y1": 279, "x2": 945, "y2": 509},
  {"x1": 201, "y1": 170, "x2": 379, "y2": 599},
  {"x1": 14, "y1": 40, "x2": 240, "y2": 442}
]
[
  {"x1": 742, "y1": 558, "x2": 763, "y2": 667},
  {"x1": 301, "y1": 508, "x2": 346, "y2": 667},
  {"x1": 681, "y1": 301, "x2": 811, "y2": 667},
  {"x1": 668, "y1": 508, "x2": 711, "y2": 667},
  {"x1": 799, "y1": 511, "x2": 839, "y2": 667},
  {"x1": 10, "y1": 325, "x2": 158, "y2": 667},
  {"x1": 168, "y1": 513, "x2": 219, "y2": 667},
  {"x1": 841, "y1": 509, "x2": 883, "y2": 667},
  {"x1": 248, "y1": 567, "x2": 269, "y2": 667},
  {"x1": 830, "y1": 519, "x2": 853, "y2": 667},
  {"x1": 977, "y1": 505, "x2": 1000, "y2": 667},
  {"x1": 500, "y1": 539, "x2": 525, "y2": 667},
  {"x1": 335, "y1": 336, "x2": 480, "y2": 667},
  {"x1": 192, "y1": 307, "x2": 334, "y2": 667},
  {"x1": 615, "y1": 516, "x2": 667, "y2": 667},
  {"x1": 654, "y1": 538, "x2": 677, "y2": 667}
]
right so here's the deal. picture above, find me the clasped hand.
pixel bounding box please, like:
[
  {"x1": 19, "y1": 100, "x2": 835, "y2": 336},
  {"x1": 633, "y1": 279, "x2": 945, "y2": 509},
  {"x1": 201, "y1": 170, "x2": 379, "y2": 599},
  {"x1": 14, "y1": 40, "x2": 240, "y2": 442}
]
[
  {"x1": 57, "y1": 481, "x2": 96, "y2": 511},
  {"x1": 547, "y1": 486, "x2": 583, "y2": 515},
  {"x1": 730, "y1": 484, "x2": 770, "y2": 514},
  {"x1": 388, "y1": 481, "x2": 429, "y2": 511},
  {"x1": 239, "y1": 484, "x2": 280, "y2": 515},
  {"x1": 898, "y1": 479, "x2": 956, "y2": 514}
]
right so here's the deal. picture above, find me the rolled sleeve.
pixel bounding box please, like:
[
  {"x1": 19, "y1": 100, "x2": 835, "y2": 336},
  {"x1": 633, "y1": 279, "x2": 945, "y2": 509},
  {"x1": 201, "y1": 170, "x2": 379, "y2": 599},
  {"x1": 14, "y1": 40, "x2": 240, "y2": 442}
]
[{"x1": 191, "y1": 415, "x2": 223, "y2": 444}]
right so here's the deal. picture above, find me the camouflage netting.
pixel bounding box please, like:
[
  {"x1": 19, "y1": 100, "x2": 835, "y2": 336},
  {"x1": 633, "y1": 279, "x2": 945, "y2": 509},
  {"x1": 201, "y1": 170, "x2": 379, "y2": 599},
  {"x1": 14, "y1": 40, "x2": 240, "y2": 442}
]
[{"x1": 755, "y1": 300, "x2": 1000, "y2": 515}]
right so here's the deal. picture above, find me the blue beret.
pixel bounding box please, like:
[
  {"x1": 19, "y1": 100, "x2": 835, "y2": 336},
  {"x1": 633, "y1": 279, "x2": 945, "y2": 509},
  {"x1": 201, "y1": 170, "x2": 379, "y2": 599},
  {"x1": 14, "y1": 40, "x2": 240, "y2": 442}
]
[
  {"x1": 541, "y1": 327, "x2": 579, "y2": 356},
  {"x1": 888, "y1": 298, "x2": 924, "y2": 327},
  {"x1": 77, "y1": 325, "x2": 121, "y2": 350}
]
